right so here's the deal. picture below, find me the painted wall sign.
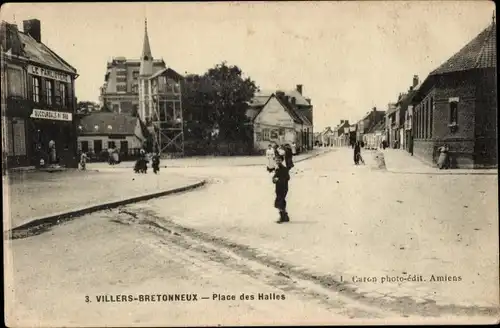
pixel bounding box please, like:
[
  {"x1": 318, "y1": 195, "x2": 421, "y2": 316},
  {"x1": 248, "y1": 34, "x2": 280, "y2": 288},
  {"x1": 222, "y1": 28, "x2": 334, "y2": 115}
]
[
  {"x1": 30, "y1": 109, "x2": 73, "y2": 121},
  {"x1": 28, "y1": 65, "x2": 71, "y2": 83}
]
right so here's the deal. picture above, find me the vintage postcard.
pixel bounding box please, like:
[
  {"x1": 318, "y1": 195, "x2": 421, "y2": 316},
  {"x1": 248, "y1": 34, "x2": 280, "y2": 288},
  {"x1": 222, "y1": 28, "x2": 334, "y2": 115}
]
[{"x1": 2, "y1": 1, "x2": 498, "y2": 326}]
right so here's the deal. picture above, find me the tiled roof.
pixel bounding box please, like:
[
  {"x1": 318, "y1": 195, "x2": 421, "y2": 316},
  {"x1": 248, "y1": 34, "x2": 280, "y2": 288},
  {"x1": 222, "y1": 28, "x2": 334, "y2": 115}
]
[
  {"x1": 251, "y1": 89, "x2": 311, "y2": 107},
  {"x1": 430, "y1": 22, "x2": 496, "y2": 76},
  {"x1": 78, "y1": 112, "x2": 139, "y2": 135},
  {"x1": 18, "y1": 32, "x2": 76, "y2": 74}
]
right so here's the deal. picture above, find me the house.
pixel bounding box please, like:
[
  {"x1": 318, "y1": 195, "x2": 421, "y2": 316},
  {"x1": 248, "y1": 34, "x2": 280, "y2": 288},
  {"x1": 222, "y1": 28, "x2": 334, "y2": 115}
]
[
  {"x1": 332, "y1": 120, "x2": 350, "y2": 147},
  {"x1": 363, "y1": 119, "x2": 386, "y2": 150},
  {"x1": 1, "y1": 19, "x2": 79, "y2": 169},
  {"x1": 389, "y1": 75, "x2": 420, "y2": 150},
  {"x1": 251, "y1": 92, "x2": 311, "y2": 153},
  {"x1": 320, "y1": 126, "x2": 334, "y2": 146},
  {"x1": 412, "y1": 18, "x2": 496, "y2": 168},
  {"x1": 248, "y1": 84, "x2": 314, "y2": 150},
  {"x1": 77, "y1": 112, "x2": 146, "y2": 160},
  {"x1": 356, "y1": 107, "x2": 386, "y2": 143}
]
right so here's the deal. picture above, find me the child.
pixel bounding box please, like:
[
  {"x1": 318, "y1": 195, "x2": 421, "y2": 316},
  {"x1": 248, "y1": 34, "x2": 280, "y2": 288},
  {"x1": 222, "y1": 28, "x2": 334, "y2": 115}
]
[
  {"x1": 265, "y1": 144, "x2": 275, "y2": 173},
  {"x1": 272, "y1": 156, "x2": 290, "y2": 224},
  {"x1": 152, "y1": 152, "x2": 160, "y2": 174},
  {"x1": 80, "y1": 152, "x2": 88, "y2": 170}
]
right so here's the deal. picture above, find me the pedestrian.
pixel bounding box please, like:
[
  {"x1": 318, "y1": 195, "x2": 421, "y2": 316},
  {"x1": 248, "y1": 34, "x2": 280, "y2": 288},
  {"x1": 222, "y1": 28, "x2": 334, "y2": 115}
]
[
  {"x1": 354, "y1": 141, "x2": 365, "y2": 165},
  {"x1": 284, "y1": 143, "x2": 294, "y2": 171},
  {"x1": 272, "y1": 155, "x2": 290, "y2": 224},
  {"x1": 437, "y1": 144, "x2": 449, "y2": 169},
  {"x1": 79, "y1": 152, "x2": 89, "y2": 170},
  {"x1": 152, "y1": 152, "x2": 160, "y2": 174},
  {"x1": 265, "y1": 144, "x2": 276, "y2": 173},
  {"x1": 291, "y1": 142, "x2": 297, "y2": 156}
]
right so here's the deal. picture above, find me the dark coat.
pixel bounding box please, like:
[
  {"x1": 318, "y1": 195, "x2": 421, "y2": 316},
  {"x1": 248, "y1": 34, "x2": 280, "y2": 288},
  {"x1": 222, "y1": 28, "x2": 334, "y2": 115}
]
[{"x1": 273, "y1": 163, "x2": 290, "y2": 210}]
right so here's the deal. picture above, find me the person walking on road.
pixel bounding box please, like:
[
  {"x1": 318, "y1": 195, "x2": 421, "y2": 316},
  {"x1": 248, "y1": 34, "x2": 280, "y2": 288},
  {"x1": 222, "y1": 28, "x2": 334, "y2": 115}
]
[
  {"x1": 291, "y1": 142, "x2": 297, "y2": 156},
  {"x1": 152, "y1": 152, "x2": 160, "y2": 174},
  {"x1": 354, "y1": 141, "x2": 365, "y2": 165},
  {"x1": 284, "y1": 143, "x2": 295, "y2": 171},
  {"x1": 266, "y1": 144, "x2": 276, "y2": 173},
  {"x1": 272, "y1": 155, "x2": 290, "y2": 224}
]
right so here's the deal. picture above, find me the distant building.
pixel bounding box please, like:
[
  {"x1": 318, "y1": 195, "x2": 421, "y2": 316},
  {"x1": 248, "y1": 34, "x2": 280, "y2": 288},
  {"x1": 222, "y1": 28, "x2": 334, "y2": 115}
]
[
  {"x1": 99, "y1": 23, "x2": 166, "y2": 115},
  {"x1": 356, "y1": 108, "x2": 385, "y2": 143},
  {"x1": 412, "y1": 19, "x2": 496, "y2": 168},
  {"x1": 332, "y1": 120, "x2": 350, "y2": 147},
  {"x1": 249, "y1": 92, "x2": 312, "y2": 153},
  {"x1": 77, "y1": 112, "x2": 146, "y2": 159},
  {"x1": 1, "y1": 18, "x2": 79, "y2": 169},
  {"x1": 248, "y1": 85, "x2": 314, "y2": 150}
]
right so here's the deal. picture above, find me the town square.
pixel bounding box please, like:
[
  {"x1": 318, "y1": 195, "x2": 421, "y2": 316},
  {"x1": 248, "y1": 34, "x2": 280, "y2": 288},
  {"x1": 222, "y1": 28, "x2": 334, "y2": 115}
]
[{"x1": 1, "y1": 2, "x2": 498, "y2": 326}]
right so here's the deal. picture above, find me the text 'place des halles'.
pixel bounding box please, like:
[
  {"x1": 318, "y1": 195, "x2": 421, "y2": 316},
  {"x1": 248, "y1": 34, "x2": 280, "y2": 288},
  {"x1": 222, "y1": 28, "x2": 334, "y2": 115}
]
[{"x1": 1, "y1": 3, "x2": 499, "y2": 327}]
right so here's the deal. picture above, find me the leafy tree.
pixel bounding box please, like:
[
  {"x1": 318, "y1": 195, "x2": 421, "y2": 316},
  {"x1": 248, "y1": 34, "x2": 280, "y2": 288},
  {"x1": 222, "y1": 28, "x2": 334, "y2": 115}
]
[
  {"x1": 100, "y1": 103, "x2": 113, "y2": 112},
  {"x1": 182, "y1": 62, "x2": 258, "y2": 143}
]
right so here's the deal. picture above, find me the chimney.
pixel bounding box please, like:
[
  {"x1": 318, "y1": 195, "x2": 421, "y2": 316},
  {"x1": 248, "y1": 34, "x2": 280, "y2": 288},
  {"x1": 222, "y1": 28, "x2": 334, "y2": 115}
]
[
  {"x1": 276, "y1": 91, "x2": 285, "y2": 100},
  {"x1": 413, "y1": 75, "x2": 419, "y2": 88},
  {"x1": 373, "y1": 107, "x2": 377, "y2": 112},
  {"x1": 23, "y1": 19, "x2": 41, "y2": 43},
  {"x1": 296, "y1": 84, "x2": 303, "y2": 95},
  {"x1": 291, "y1": 97, "x2": 296, "y2": 105},
  {"x1": 340, "y1": 120, "x2": 345, "y2": 124}
]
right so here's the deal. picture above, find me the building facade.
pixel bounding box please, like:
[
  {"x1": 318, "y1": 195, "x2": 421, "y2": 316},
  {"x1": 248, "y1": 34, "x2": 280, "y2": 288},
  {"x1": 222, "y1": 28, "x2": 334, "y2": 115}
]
[
  {"x1": 77, "y1": 112, "x2": 145, "y2": 160},
  {"x1": 412, "y1": 20, "x2": 497, "y2": 168},
  {"x1": 248, "y1": 85, "x2": 314, "y2": 151},
  {"x1": 251, "y1": 93, "x2": 312, "y2": 153},
  {"x1": 356, "y1": 108, "x2": 386, "y2": 143},
  {"x1": 99, "y1": 23, "x2": 166, "y2": 116},
  {"x1": 1, "y1": 19, "x2": 79, "y2": 169}
]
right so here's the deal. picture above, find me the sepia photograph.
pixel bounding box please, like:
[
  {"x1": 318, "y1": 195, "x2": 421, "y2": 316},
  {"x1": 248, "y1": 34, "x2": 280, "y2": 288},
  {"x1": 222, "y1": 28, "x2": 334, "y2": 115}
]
[{"x1": 1, "y1": 1, "x2": 498, "y2": 326}]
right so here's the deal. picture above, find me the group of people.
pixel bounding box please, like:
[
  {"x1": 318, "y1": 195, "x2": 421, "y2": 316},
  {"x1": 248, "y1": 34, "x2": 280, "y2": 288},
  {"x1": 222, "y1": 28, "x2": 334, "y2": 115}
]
[
  {"x1": 134, "y1": 149, "x2": 161, "y2": 174},
  {"x1": 266, "y1": 143, "x2": 295, "y2": 224}
]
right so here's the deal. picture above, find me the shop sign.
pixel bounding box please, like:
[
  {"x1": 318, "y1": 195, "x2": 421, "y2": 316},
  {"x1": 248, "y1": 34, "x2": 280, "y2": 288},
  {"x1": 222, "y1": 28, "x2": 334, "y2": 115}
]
[
  {"x1": 30, "y1": 109, "x2": 73, "y2": 121},
  {"x1": 28, "y1": 65, "x2": 71, "y2": 83}
]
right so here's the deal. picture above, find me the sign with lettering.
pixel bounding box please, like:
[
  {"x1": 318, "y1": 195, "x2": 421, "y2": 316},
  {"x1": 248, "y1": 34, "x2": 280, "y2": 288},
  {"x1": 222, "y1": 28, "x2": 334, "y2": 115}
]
[
  {"x1": 30, "y1": 109, "x2": 73, "y2": 121},
  {"x1": 28, "y1": 65, "x2": 71, "y2": 83}
]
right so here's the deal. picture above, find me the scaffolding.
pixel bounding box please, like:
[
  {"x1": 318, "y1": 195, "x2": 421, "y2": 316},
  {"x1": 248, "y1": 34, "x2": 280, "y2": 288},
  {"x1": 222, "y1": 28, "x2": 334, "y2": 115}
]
[{"x1": 149, "y1": 68, "x2": 184, "y2": 157}]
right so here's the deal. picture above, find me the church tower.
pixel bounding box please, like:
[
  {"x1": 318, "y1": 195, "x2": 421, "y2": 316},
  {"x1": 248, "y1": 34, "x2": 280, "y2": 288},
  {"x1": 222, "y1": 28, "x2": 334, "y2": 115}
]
[{"x1": 139, "y1": 19, "x2": 154, "y2": 120}]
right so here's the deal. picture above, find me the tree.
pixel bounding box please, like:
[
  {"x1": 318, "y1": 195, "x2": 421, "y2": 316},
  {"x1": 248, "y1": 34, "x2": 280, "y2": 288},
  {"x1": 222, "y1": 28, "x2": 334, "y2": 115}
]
[
  {"x1": 100, "y1": 103, "x2": 112, "y2": 112},
  {"x1": 182, "y1": 62, "x2": 258, "y2": 143}
]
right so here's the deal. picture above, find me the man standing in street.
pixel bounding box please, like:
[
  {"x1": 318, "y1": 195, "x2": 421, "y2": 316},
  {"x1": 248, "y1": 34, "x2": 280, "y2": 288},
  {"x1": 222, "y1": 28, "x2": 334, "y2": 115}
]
[{"x1": 272, "y1": 155, "x2": 290, "y2": 224}]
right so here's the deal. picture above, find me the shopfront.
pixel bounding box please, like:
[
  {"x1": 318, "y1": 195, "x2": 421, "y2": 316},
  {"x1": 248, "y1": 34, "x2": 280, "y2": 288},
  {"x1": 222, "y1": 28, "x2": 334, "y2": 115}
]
[{"x1": 29, "y1": 108, "x2": 77, "y2": 168}]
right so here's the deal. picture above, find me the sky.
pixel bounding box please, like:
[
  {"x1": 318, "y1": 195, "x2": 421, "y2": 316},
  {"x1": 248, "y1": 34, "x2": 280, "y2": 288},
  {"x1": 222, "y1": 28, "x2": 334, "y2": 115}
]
[{"x1": 1, "y1": 1, "x2": 495, "y2": 131}]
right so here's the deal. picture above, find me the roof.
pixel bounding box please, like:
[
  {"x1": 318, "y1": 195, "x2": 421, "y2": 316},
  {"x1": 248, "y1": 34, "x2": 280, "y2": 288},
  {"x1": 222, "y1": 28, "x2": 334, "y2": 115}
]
[
  {"x1": 141, "y1": 20, "x2": 152, "y2": 60},
  {"x1": 78, "y1": 112, "x2": 139, "y2": 135},
  {"x1": 430, "y1": 22, "x2": 496, "y2": 76},
  {"x1": 18, "y1": 31, "x2": 77, "y2": 74},
  {"x1": 366, "y1": 119, "x2": 385, "y2": 134},
  {"x1": 251, "y1": 89, "x2": 311, "y2": 107},
  {"x1": 149, "y1": 67, "x2": 184, "y2": 80},
  {"x1": 253, "y1": 94, "x2": 304, "y2": 125}
]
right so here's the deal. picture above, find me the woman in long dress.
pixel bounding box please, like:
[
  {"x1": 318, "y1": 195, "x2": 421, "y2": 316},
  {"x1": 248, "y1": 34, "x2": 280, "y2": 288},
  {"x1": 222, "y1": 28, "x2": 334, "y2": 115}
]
[{"x1": 265, "y1": 144, "x2": 276, "y2": 172}]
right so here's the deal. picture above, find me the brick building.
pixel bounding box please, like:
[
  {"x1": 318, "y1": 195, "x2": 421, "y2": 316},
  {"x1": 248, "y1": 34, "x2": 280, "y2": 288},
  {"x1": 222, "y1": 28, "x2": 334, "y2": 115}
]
[
  {"x1": 356, "y1": 107, "x2": 385, "y2": 143},
  {"x1": 1, "y1": 19, "x2": 79, "y2": 169},
  {"x1": 412, "y1": 19, "x2": 497, "y2": 168}
]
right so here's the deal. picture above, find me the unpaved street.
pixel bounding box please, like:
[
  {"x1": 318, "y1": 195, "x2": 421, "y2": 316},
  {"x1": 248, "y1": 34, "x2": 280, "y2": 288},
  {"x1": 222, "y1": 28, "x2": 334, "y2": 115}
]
[{"x1": 4, "y1": 149, "x2": 499, "y2": 326}]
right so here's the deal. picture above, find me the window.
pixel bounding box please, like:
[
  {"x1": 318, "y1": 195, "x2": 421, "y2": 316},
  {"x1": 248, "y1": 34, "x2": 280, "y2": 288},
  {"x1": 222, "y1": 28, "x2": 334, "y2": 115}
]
[
  {"x1": 429, "y1": 97, "x2": 433, "y2": 138},
  {"x1": 59, "y1": 83, "x2": 67, "y2": 107},
  {"x1": 112, "y1": 104, "x2": 119, "y2": 112},
  {"x1": 120, "y1": 141, "x2": 129, "y2": 154},
  {"x1": 255, "y1": 132, "x2": 262, "y2": 142},
  {"x1": 45, "y1": 80, "x2": 54, "y2": 105},
  {"x1": 94, "y1": 140, "x2": 103, "y2": 154},
  {"x1": 7, "y1": 68, "x2": 23, "y2": 97},
  {"x1": 262, "y1": 128, "x2": 270, "y2": 141},
  {"x1": 132, "y1": 84, "x2": 138, "y2": 93},
  {"x1": 32, "y1": 76, "x2": 41, "y2": 103},
  {"x1": 116, "y1": 85, "x2": 127, "y2": 92},
  {"x1": 81, "y1": 141, "x2": 89, "y2": 153},
  {"x1": 133, "y1": 71, "x2": 139, "y2": 79},
  {"x1": 449, "y1": 100, "x2": 458, "y2": 125}
]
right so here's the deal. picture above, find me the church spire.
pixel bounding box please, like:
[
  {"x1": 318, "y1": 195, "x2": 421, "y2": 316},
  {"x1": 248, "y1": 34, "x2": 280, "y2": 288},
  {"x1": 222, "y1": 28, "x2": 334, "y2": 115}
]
[
  {"x1": 142, "y1": 18, "x2": 152, "y2": 60},
  {"x1": 140, "y1": 18, "x2": 153, "y2": 77}
]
